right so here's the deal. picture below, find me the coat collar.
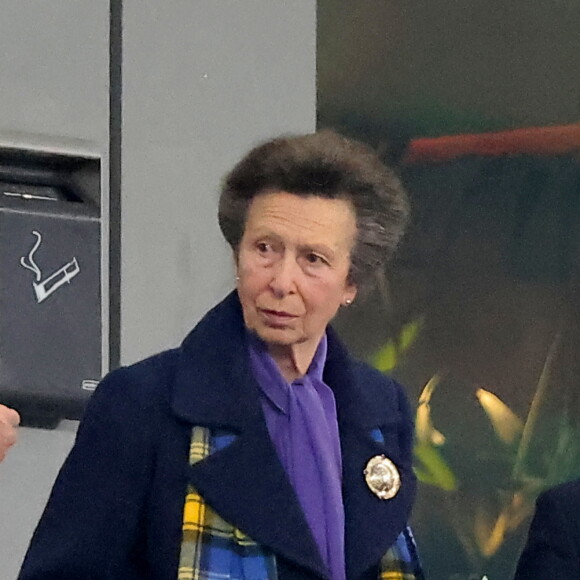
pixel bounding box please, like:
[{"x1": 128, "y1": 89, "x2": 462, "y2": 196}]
[
  {"x1": 171, "y1": 291, "x2": 261, "y2": 431},
  {"x1": 171, "y1": 291, "x2": 390, "y2": 431},
  {"x1": 171, "y1": 291, "x2": 416, "y2": 579}
]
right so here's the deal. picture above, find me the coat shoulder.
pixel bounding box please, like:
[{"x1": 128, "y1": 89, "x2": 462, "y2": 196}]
[
  {"x1": 351, "y1": 359, "x2": 410, "y2": 409},
  {"x1": 542, "y1": 478, "x2": 580, "y2": 505},
  {"x1": 123, "y1": 348, "x2": 181, "y2": 388},
  {"x1": 88, "y1": 348, "x2": 181, "y2": 413},
  {"x1": 537, "y1": 478, "x2": 580, "y2": 534}
]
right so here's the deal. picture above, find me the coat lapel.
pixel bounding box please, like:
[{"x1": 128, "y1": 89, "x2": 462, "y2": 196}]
[
  {"x1": 339, "y1": 425, "x2": 416, "y2": 578},
  {"x1": 171, "y1": 292, "x2": 327, "y2": 579},
  {"x1": 187, "y1": 416, "x2": 327, "y2": 578},
  {"x1": 324, "y1": 328, "x2": 417, "y2": 579},
  {"x1": 171, "y1": 292, "x2": 415, "y2": 579}
]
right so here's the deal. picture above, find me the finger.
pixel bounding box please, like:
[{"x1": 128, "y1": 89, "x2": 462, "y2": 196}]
[
  {"x1": 0, "y1": 427, "x2": 17, "y2": 447},
  {"x1": 6, "y1": 407, "x2": 20, "y2": 427},
  {"x1": 0, "y1": 406, "x2": 20, "y2": 427}
]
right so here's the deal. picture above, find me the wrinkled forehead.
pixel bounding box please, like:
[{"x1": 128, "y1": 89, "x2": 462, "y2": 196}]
[{"x1": 243, "y1": 191, "x2": 357, "y2": 250}]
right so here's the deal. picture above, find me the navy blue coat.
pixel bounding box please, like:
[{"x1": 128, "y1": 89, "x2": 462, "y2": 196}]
[
  {"x1": 19, "y1": 292, "x2": 416, "y2": 580},
  {"x1": 514, "y1": 479, "x2": 580, "y2": 580}
]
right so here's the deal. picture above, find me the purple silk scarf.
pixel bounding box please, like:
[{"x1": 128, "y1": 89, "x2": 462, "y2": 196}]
[{"x1": 248, "y1": 332, "x2": 346, "y2": 580}]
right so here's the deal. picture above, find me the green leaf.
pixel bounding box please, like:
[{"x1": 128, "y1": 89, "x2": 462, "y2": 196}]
[
  {"x1": 414, "y1": 442, "x2": 458, "y2": 491},
  {"x1": 476, "y1": 388, "x2": 524, "y2": 446},
  {"x1": 372, "y1": 340, "x2": 398, "y2": 372},
  {"x1": 416, "y1": 374, "x2": 446, "y2": 445},
  {"x1": 372, "y1": 317, "x2": 424, "y2": 372},
  {"x1": 400, "y1": 318, "x2": 423, "y2": 351}
]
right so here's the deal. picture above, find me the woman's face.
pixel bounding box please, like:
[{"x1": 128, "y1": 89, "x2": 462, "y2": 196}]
[{"x1": 236, "y1": 191, "x2": 358, "y2": 353}]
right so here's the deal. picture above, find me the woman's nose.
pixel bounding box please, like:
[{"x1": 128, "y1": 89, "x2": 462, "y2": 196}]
[{"x1": 269, "y1": 256, "x2": 297, "y2": 298}]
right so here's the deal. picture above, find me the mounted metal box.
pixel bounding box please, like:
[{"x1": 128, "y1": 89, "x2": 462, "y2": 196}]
[{"x1": 0, "y1": 150, "x2": 101, "y2": 427}]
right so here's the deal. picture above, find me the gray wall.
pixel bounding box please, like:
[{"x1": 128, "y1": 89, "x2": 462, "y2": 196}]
[
  {"x1": 0, "y1": 2, "x2": 316, "y2": 578},
  {"x1": 0, "y1": 1, "x2": 109, "y2": 145},
  {"x1": 121, "y1": 1, "x2": 316, "y2": 363},
  {"x1": 0, "y1": 3, "x2": 109, "y2": 579}
]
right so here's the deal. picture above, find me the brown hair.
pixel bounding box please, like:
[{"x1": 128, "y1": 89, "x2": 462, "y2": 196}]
[{"x1": 218, "y1": 130, "x2": 409, "y2": 291}]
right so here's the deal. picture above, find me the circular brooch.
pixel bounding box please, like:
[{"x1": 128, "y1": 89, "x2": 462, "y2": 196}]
[{"x1": 364, "y1": 455, "x2": 401, "y2": 500}]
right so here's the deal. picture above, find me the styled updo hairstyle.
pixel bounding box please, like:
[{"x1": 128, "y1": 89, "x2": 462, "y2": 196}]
[{"x1": 218, "y1": 130, "x2": 409, "y2": 292}]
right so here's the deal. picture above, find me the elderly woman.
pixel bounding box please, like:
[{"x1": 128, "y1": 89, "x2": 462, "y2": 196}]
[{"x1": 19, "y1": 131, "x2": 421, "y2": 580}]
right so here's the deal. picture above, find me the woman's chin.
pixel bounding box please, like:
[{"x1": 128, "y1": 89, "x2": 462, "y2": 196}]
[
  {"x1": 248, "y1": 320, "x2": 305, "y2": 347},
  {"x1": 255, "y1": 326, "x2": 299, "y2": 347}
]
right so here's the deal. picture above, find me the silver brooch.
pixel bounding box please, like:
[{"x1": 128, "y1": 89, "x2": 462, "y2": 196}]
[{"x1": 364, "y1": 455, "x2": 401, "y2": 500}]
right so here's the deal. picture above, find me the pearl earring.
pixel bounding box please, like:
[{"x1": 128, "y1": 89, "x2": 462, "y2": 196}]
[{"x1": 344, "y1": 298, "x2": 353, "y2": 306}]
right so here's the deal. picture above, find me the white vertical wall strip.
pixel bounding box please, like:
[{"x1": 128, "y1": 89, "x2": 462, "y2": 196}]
[{"x1": 120, "y1": 1, "x2": 316, "y2": 364}]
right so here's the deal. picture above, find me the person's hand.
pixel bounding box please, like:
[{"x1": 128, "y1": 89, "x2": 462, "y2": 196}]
[{"x1": 0, "y1": 404, "x2": 20, "y2": 462}]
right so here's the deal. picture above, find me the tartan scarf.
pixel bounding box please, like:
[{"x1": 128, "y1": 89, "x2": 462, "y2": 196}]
[{"x1": 179, "y1": 426, "x2": 423, "y2": 580}]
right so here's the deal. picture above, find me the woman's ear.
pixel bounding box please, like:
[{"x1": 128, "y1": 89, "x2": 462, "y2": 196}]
[
  {"x1": 232, "y1": 249, "x2": 240, "y2": 283},
  {"x1": 343, "y1": 284, "x2": 357, "y2": 306}
]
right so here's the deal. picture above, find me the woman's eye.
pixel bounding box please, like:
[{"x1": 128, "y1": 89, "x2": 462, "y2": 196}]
[
  {"x1": 305, "y1": 253, "x2": 327, "y2": 266},
  {"x1": 256, "y1": 242, "x2": 271, "y2": 253}
]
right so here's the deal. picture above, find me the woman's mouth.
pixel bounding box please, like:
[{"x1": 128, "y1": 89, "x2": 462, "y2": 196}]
[{"x1": 259, "y1": 308, "x2": 298, "y2": 325}]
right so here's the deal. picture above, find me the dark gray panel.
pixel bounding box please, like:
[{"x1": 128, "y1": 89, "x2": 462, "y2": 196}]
[{"x1": 0, "y1": 197, "x2": 101, "y2": 422}]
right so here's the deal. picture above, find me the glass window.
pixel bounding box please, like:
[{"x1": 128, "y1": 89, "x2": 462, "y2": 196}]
[{"x1": 318, "y1": 2, "x2": 580, "y2": 578}]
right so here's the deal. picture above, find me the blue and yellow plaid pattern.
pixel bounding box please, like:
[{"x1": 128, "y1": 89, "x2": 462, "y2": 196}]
[
  {"x1": 178, "y1": 426, "x2": 277, "y2": 580},
  {"x1": 179, "y1": 426, "x2": 423, "y2": 580},
  {"x1": 379, "y1": 527, "x2": 424, "y2": 580},
  {"x1": 369, "y1": 428, "x2": 424, "y2": 580}
]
